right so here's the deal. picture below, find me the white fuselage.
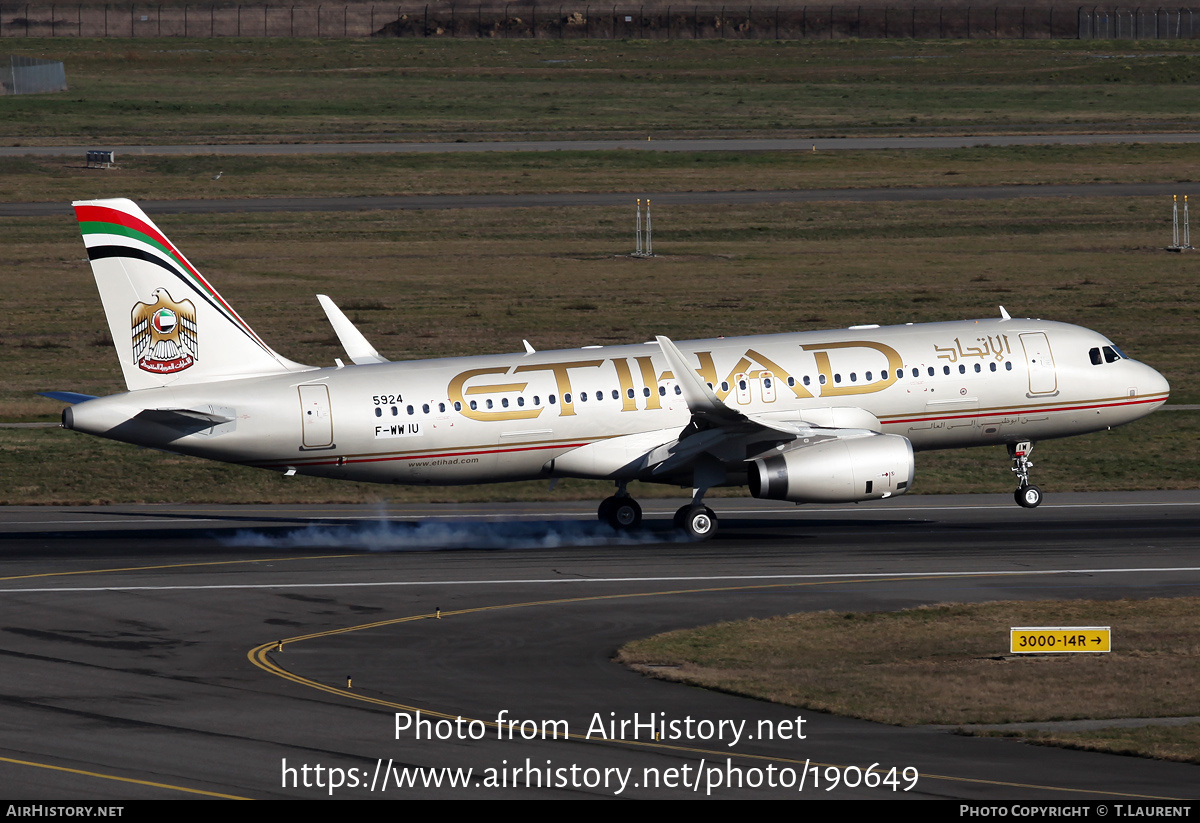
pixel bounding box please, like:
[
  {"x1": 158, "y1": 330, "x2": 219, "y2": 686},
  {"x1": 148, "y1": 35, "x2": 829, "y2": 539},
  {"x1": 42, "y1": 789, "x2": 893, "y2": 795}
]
[{"x1": 65, "y1": 318, "x2": 1169, "y2": 489}]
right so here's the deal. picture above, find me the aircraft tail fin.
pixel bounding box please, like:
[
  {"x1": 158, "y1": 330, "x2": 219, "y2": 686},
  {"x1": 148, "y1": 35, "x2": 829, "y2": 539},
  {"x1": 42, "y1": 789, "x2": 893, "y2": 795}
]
[{"x1": 73, "y1": 198, "x2": 311, "y2": 391}]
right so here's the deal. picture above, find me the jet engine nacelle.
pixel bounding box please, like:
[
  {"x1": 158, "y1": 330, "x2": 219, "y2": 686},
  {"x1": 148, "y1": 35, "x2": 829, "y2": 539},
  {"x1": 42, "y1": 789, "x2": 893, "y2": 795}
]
[{"x1": 748, "y1": 433, "x2": 914, "y2": 504}]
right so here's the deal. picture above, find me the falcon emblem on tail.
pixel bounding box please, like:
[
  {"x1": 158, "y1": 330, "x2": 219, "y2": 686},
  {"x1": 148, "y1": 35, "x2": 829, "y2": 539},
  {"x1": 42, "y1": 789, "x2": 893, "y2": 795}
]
[{"x1": 131, "y1": 288, "x2": 198, "y2": 374}]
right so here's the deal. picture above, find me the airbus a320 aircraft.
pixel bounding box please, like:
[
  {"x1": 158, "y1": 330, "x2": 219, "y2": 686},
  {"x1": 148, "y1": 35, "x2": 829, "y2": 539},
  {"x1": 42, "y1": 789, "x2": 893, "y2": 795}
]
[{"x1": 46, "y1": 198, "x2": 1170, "y2": 540}]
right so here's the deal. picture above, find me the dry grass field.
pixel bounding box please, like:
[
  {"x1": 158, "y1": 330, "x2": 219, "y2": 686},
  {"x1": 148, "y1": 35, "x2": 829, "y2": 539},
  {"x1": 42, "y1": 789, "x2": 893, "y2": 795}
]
[{"x1": 619, "y1": 599, "x2": 1200, "y2": 762}]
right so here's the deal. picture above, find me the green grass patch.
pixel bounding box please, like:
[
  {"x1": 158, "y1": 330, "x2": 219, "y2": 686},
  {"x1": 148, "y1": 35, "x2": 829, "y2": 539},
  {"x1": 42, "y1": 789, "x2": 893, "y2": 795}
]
[
  {"x1": 617, "y1": 598, "x2": 1200, "y2": 762},
  {"x1": 981, "y1": 724, "x2": 1200, "y2": 765},
  {"x1": 8, "y1": 39, "x2": 1200, "y2": 144}
]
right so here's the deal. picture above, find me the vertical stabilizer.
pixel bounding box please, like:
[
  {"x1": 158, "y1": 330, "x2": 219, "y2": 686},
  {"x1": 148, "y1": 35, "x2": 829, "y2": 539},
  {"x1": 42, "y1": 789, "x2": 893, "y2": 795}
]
[{"x1": 73, "y1": 198, "x2": 311, "y2": 390}]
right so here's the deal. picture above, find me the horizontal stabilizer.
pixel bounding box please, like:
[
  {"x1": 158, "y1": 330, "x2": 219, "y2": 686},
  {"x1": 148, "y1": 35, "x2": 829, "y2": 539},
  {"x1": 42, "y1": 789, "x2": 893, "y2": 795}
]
[
  {"x1": 141, "y1": 408, "x2": 236, "y2": 425},
  {"x1": 316, "y1": 294, "x2": 389, "y2": 365},
  {"x1": 38, "y1": 391, "x2": 98, "y2": 405}
]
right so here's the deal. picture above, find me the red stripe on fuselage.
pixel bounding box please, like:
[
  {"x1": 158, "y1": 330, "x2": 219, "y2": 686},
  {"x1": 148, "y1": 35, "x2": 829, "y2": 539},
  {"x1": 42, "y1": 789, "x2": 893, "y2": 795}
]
[
  {"x1": 881, "y1": 394, "x2": 1166, "y2": 427},
  {"x1": 253, "y1": 440, "x2": 591, "y2": 470}
]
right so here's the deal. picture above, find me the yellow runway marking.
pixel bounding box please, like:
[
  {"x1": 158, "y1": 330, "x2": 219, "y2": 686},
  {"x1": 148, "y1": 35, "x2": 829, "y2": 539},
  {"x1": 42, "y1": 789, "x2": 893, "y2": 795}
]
[
  {"x1": 0, "y1": 755, "x2": 249, "y2": 799},
  {"x1": 0, "y1": 554, "x2": 349, "y2": 583}
]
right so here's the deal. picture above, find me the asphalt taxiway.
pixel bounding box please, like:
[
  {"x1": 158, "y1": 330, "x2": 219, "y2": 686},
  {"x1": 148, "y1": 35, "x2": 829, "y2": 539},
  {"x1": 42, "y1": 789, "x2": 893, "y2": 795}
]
[{"x1": 1, "y1": 492, "x2": 1198, "y2": 799}]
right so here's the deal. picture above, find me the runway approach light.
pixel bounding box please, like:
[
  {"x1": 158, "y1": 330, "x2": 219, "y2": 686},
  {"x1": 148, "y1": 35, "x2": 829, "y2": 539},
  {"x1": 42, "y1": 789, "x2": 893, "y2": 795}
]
[
  {"x1": 1168, "y1": 195, "x2": 1192, "y2": 252},
  {"x1": 633, "y1": 198, "x2": 654, "y2": 258}
]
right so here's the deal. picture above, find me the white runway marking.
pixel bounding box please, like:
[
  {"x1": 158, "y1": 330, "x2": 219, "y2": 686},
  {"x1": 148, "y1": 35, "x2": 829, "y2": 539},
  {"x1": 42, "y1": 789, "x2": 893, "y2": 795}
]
[
  {"x1": 4, "y1": 566, "x2": 1199, "y2": 594},
  {"x1": 6, "y1": 498, "x2": 1199, "y2": 527}
]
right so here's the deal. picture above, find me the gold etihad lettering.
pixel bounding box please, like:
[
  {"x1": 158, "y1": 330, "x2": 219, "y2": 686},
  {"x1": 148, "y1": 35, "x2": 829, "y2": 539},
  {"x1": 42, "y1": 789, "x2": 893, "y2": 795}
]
[
  {"x1": 612, "y1": 358, "x2": 639, "y2": 412},
  {"x1": 448, "y1": 367, "x2": 543, "y2": 422},
  {"x1": 634, "y1": 356, "x2": 675, "y2": 410},
  {"x1": 693, "y1": 349, "x2": 814, "y2": 401},
  {"x1": 512, "y1": 360, "x2": 604, "y2": 417},
  {"x1": 934, "y1": 334, "x2": 1011, "y2": 364},
  {"x1": 800, "y1": 340, "x2": 902, "y2": 397},
  {"x1": 446, "y1": 341, "x2": 903, "y2": 422}
]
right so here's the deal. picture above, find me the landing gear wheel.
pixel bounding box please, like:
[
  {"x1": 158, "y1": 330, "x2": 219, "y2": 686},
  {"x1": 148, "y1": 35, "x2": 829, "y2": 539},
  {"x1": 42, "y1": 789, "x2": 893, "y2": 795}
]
[
  {"x1": 1015, "y1": 485, "x2": 1042, "y2": 509},
  {"x1": 677, "y1": 505, "x2": 718, "y2": 540},
  {"x1": 607, "y1": 497, "x2": 642, "y2": 530},
  {"x1": 673, "y1": 505, "x2": 688, "y2": 529},
  {"x1": 597, "y1": 497, "x2": 616, "y2": 523}
]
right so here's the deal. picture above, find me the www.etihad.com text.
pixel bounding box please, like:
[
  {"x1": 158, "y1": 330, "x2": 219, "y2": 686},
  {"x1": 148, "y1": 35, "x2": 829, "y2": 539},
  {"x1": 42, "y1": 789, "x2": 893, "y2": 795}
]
[{"x1": 281, "y1": 757, "x2": 919, "y2": 796}]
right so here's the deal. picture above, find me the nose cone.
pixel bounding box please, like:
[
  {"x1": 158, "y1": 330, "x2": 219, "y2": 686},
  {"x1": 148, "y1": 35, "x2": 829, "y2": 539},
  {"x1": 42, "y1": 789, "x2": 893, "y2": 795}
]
[{"x1": 1140, "y1": 361, "x2": 1171, "y2": 408}]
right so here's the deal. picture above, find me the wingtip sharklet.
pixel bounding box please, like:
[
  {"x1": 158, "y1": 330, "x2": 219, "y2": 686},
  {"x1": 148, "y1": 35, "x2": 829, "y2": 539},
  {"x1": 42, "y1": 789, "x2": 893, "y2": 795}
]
[{"x1": 316, "y1": 294, "x2": 389, "y2": 365}]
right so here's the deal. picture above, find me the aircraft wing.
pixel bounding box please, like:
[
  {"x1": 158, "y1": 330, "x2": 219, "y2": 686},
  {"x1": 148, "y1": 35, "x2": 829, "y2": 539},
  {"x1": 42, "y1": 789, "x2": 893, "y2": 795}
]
[{"x1": 549, "y1": 337, "x2": 879, "y2": 487}]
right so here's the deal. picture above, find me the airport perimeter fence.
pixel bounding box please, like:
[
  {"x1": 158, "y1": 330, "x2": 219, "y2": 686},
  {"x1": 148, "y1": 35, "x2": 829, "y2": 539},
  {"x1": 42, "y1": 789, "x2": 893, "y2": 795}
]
[{"x1": 3, "y1": 3, "x2": 1200, "y2": 39}]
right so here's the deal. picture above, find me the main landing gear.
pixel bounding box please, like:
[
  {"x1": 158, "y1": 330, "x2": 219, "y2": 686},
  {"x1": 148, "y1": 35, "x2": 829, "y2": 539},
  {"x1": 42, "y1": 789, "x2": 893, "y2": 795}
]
[
  {"x1": 598, "y1": 485, "x2": 642, "y2": 530},
  {"x1": 1008, "y1": 441, "x2": 1042, "y2": 509},
  {"x1": 673, "y1": 503, "x2": 717, "y2": 540},
  {"x1": 598, "y1": 483, "x2": 719, "y2": 540}
]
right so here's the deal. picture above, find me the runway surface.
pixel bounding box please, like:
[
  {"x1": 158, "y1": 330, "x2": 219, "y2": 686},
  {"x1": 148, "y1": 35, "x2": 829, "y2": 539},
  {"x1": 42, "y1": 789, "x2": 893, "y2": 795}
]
[{"x1": 1, "y1": 492, "x2": 1198, "y2": 799}]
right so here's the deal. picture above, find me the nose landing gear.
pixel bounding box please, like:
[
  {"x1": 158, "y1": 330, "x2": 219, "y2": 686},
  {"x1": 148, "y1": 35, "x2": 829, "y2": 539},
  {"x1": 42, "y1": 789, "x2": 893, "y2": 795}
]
[{"x1": 1009, "y1": 441, "x2": 1042, "y2": 508}]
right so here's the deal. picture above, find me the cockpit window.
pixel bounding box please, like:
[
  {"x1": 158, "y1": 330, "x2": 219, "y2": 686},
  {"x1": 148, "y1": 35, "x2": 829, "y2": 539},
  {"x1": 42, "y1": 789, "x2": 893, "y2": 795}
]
[{"x1": 1091, "y1": 345, "x2": 1127, "y2": 365}]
